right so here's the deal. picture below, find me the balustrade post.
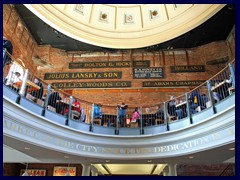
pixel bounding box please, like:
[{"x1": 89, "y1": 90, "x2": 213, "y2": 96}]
[
  {"x1": 115, "y1": 107, "x2": 119, "y2": 135},
  {"x1": 207, "y1": 80, "x2": 216, "y2": 114},
  {"x1": 42, "y1": 84, "x2": 51, "y2": 116},
  {"x1": 228, "y1": 63, "x2": 235, "y2": 88},
  {"x1": 185, "y1": 93, "x2": 192, "y2": 124},
  {"x1": 140, "y1": 106, "x2": 144, "y2": 134},
  {"x1": 163, "y1": 102, "x2": 169, "y2": 131},
  {"x1": 67, "y1": 96, "x2": 73, "y2": 126},
  {"x1": 16, "y1": 69, "x2": 28, "y2": 104},
  {"x1": 90, "y1": 103, "x2": 94, "y2": 132}
]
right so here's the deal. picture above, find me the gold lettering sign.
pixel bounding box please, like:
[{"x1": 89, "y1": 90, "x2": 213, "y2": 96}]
[
  {"x1": 170, "y1": 65, "x2": 205, "y2": 73},
  {"x1": 44, "y1": 72, "x2": 122, "y2": 80},
  {"x1": 143, "y1": 81, "x2": 205, "y2": 87},
  {"x1": 52, "y1": 81, "x2": 131, "y2": 89},
  {"x1": 69, "y1": 61, "x2": 150, "y2": 69},
  {"x1": 4, "y1": 118, "x2": 235, "y2": 156}
]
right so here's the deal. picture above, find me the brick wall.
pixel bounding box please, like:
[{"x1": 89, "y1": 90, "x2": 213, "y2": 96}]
[{"x1": 3, "y1": 4, "x2": 235, "y2": 107}]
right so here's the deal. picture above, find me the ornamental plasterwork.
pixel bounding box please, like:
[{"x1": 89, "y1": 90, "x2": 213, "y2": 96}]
[
  {"x1": 74, "y1": 4, "x2": 84, "y2": 15},
  {"x1": 24, "y1": 4, "x2": 225, "y2": 49},
  {"x1": 124, "y1": 14, "x2": 134, "y2": 24}
]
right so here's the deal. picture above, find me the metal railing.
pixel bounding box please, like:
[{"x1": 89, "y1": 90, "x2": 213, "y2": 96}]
[{"x1": 3, "y1": 49, "x2": 235, "y2": 135}]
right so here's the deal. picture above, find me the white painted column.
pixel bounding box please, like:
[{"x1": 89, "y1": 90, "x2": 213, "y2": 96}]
[
  {"x1": 162, "y1": 165, "x2": 169, "y2": 176},
  {"x1": 82, "y1": 164, "x2": 91, "y2": 176},
  {"x1": 168, "y1": 164, "x2": 177, "y2": 176},
  {"x1": 90, "y1": 165, "x2": 98, "y2": 176},
  {"x1": 91, "y1": 170, "x2": 98, "y2": 176}
]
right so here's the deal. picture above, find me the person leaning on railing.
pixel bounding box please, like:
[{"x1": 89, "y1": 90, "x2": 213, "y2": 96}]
[{"x1": 117, "y1": 102, "x2": 128, "y2": 127}]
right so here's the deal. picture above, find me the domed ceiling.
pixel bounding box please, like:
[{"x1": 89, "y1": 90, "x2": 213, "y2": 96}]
[{"x1": 24, "y1": 4, "x2": 225, "y2": 49}]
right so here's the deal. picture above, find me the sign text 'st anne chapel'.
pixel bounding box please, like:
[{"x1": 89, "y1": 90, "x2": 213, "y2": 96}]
[
  {"x1": 69, "y1": 60, "x2": 150, "y2": 69},
  {"x1": 44, "y1": 71, "x2": 122, "y2": 80}
]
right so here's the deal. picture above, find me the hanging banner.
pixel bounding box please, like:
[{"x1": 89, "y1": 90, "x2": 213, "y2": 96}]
[
  {"x1": 52, "y1": 81, "x2": 131, "y2": 89},
  {"x1": 69, "y1": 60, "x2": 150, "y2": 69},
  {"x1": 170, "y1": 65, "x2": 205, "y2": 73},
  {"x1": 20, "y1": 169, "x2": 46, "y2": 176},
  {"x1": 53, "y1": 167, "x2": 76, "y2": 176},
  {"x1": 133, "y1": 67, "x2": 164, "y2": 79},
  {"x1": 44, "y1": 71, "x2": 122, "y2": 80},
  {"x1": 143, "y1": 80, "x2": 205, "y2": 87}
]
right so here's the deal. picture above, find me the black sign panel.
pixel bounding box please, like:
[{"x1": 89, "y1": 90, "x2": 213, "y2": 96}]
[
  {"x1": 52, "y1": 81, "x2": 131, "y2": 89},
  {"x1": 133, "y1": 67, "x2": 164, "y2": 79},
  {"x1": 69, "y1": 60, "x2": 150, "y2": 69},
  {"x1": 143, "y1": 81, "x2": 206, "y2": 87},
  {"x1": 44, "y1": 72, "x2": 122, "y2": 80},
  {"x1": 170, "y1": 65, "x2": 205, "y2": 73}
]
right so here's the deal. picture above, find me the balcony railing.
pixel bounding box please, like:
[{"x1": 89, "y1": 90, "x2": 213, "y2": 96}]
[{"x1": 3, "y1": 48, "x2": 235, "y2": 135}]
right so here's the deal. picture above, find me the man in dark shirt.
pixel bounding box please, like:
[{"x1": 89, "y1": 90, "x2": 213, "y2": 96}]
[{"x1": 3, "y1": 36, "x2": 13, "y2": 67}]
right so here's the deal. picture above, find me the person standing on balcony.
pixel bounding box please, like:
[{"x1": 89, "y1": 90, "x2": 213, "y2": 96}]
[
  {"x1": 117, "y1": 102, "x2": 128, "y2": 127},
  {"x1": 3, "y1": 36, "x2": 13, "y2": 67}
]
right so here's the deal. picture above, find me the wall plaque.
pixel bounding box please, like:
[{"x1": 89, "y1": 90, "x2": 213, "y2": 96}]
[
  {"x1": 143, "y1": 81, "x2": 205, "y2": 87},
  {"x1": 44, "y1": 71, "x2": 122, "y2": 80},
  {"x1": 52, "y1": 81, "x2": 131, "y2": 89},
  {"x1": 170, "y1": 65, "x2": 205, "y2": 73},
  {"x1": 69, "y1": 60, "x2": 150, "y2": 69},
  {"x1": 133, "y1": 67, "x2": 164, "y2": 79}
]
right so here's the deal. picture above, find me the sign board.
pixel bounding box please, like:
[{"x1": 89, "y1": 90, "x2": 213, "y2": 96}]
[
  {"x1": 44, "y1": 71, "x2": 122, "y2": 80},
  {"x1": 170, "y1": 65, "x2": 205, "y2": 73},
  {"x1": 143, "y1": 81, "x2": 206, "y2": 87},
  {"x1": 133, "y1": 67, "x2": 164, "y2": 79},
  {"x1": 52, "y1": 81, "x2": 131, "y2": 89},
  {"x1": 69, "y1": 60, "x2": 150, "y2": 69},
  {"x1": 20, "y1": 169, "x2": 46, "y2": 176},
  {"x1": 53, "y1": 166, "x2": 76, "y2": 176}
]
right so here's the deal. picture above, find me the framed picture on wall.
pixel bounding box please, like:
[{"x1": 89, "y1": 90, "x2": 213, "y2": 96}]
[
  {"x1": 53, "y1": 166, "x2": 76, "y2": 176},
  {"x1": 20, "y1": 169, "x2": 46, "y2": 176}
]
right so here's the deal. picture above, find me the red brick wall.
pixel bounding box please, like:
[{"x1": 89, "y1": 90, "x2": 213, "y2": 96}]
[{"x1": 3, "y1": 5, "x2": 235, "y2": 107}]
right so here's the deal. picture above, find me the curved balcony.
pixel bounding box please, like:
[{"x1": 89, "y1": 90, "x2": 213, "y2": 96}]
[{"x1": 3, "y1": 49, "x2": 235, "y2": 165}]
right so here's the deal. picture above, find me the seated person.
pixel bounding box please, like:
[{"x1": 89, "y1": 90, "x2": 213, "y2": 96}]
[
  {"x1": 200, "y1": 93, "x2": 209, "y2": 109},
  {"x1": 132, "y1": 108, "x2": 140, "y2": 123},
  {"x1": 47, "y1": 90, "x2": 62, "y2": 113},
  {"x1": 156, "y1": 106, "x2": 164, "y2": 120},
  {"x1": 94, "y1": 104, "x2": 103, "y2": 125},
  {"x1": 5, "y1": 71, "x2": 22, "y2": 92},
  {"x1": 27, "y1": 78, "x2": 43, "y2": 101},
  {"x1": 71, "y1": 98, "x2": 81, "y2": 120},
  {"x1": 213, "y1": 91, "x2": 220, "y2": 103},
  {"x1": 167, "y1": 96, "x2": 183, "y2": 120}
]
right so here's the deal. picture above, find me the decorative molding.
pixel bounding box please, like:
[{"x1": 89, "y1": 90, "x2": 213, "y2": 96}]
[
  {"x1": 124, "y1": 14, "x2": 134, "y2": 24},
  {"x1": 24, "y1": 4, "x2": 225, "y2": 48},
  {"x1": 74, "y1": 4, "x2": 84, "y2": 15}
]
